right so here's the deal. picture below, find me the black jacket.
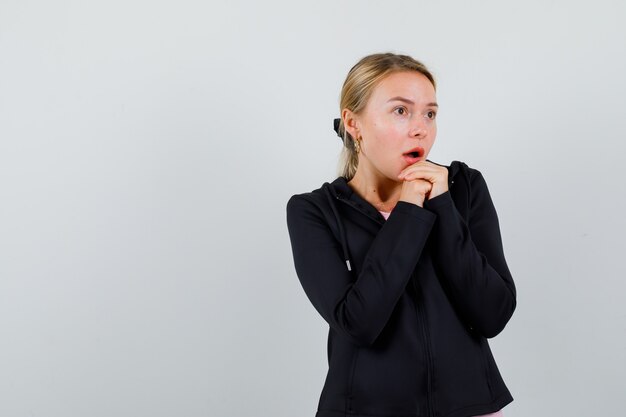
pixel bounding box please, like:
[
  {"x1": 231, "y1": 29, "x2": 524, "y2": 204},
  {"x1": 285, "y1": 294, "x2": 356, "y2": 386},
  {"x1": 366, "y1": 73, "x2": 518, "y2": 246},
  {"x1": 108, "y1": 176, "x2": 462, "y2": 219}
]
[{"x1": 286, "y1": 160, "x2": 517, "y2": 417}]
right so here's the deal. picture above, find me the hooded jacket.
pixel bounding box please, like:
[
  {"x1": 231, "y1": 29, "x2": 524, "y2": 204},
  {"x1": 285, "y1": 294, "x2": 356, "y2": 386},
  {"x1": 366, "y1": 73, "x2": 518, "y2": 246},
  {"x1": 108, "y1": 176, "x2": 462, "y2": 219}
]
[{"x1": 285, "y1": 159, "x2": 517, "y2": 417}]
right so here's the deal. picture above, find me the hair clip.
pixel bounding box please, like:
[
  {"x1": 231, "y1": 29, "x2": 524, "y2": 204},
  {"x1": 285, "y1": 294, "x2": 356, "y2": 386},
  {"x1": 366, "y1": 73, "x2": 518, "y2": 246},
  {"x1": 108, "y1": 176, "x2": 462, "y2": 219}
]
[{"x1": 333, "y1": 118, "x2": 342, "y2": 140}]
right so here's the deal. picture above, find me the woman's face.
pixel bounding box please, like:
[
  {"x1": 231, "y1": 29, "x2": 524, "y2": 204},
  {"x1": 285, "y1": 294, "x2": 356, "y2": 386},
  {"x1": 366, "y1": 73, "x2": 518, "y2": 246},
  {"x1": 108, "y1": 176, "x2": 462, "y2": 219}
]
[{"x1": 347, "y1": 70, "x2": 438, "y2": 181}]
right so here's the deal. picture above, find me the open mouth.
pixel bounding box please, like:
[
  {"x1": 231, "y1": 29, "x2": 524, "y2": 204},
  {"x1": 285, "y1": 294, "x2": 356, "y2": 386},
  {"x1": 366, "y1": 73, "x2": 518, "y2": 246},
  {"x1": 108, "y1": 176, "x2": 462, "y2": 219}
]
[{"x1": 403, "y1": 147, "x2": 424, "y2": 159}]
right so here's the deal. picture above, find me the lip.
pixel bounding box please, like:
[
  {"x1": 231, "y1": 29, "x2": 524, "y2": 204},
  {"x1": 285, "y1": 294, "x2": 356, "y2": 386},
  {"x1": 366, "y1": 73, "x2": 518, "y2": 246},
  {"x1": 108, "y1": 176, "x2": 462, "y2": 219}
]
[
  {"x1": 402, "y1": 146, "x2": 425, "y2": 164},
  {"x1": 403, "y1": 154, "x2": 422, "y2": 164}
]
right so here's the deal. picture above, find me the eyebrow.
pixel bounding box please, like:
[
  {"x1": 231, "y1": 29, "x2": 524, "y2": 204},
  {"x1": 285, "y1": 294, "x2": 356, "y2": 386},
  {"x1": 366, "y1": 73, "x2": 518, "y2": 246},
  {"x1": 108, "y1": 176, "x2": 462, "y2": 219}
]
[{"x1": 387, "y1": 96, "x2": 438, "y2": 107}]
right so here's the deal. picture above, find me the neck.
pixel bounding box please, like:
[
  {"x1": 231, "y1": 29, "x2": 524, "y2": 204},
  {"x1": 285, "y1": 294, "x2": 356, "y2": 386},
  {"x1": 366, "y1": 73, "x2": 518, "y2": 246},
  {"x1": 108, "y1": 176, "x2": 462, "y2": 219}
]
[{"x1": 347, "y1": 166, "x2": 402, "y2": 212}]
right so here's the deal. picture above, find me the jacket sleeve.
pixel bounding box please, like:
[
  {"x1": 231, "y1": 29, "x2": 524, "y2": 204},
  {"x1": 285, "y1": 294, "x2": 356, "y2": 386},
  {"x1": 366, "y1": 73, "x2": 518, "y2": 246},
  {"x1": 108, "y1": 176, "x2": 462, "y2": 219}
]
[
  {"x1": 423, "y1": 169, "x2": 517, "y2": 338},
  {"x1": 286, "y1": 195, "x2": 436, "y2": 347}
]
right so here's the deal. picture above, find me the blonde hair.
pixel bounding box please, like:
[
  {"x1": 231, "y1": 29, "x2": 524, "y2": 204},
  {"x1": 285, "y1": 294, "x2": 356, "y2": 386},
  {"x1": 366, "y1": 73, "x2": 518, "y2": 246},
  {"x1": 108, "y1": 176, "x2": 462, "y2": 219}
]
[{"x1": 336, "y1": 52, "x2": 436, "y2": 180}]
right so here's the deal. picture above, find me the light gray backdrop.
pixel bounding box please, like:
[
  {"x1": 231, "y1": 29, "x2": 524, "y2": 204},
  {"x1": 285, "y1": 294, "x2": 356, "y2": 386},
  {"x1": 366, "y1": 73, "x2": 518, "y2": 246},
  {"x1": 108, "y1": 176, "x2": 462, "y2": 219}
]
[{"x1": 1, "y1": 1, "x2": 624, "y2": 416}]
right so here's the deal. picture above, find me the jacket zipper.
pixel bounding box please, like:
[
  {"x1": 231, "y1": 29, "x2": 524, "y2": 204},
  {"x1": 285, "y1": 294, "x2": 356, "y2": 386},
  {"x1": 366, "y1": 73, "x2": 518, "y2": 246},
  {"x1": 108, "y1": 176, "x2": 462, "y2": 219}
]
[
  {"x1": 413, "y1": 278, "x2": 435, "y2": 417},
  {"x1": 336, "y1": 189, "x2": 435, "y2": 415}
]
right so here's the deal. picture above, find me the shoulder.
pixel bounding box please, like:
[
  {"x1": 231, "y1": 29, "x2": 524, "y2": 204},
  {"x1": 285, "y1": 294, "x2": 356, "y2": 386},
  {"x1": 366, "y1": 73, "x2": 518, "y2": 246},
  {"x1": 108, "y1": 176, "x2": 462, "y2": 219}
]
[
  {"x1": 286, "y1": 178, "x2": 339, "y2": 221},
  {"x1": 287, "y1": 183, "x2": 328, "y2": 209},
  {"x1": 448, "y1": 161, "x2": 499, "y2": 214}
]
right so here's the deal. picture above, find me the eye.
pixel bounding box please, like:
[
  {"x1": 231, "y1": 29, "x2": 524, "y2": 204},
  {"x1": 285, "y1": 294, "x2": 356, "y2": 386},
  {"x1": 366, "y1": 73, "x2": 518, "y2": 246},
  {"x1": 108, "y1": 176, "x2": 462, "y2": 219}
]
[
  {"x1": 393, "y1": 106, "x2": 408, "y2": 116},
  {"x1": 426, "y1": 110, "x2": 437, "y2": 119}
]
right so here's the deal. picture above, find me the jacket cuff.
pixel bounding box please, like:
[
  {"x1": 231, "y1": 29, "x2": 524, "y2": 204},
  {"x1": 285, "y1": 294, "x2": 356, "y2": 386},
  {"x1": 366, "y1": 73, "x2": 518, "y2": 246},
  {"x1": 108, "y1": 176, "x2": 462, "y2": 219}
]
[
  {"x1": 393, "y1": 200, "x2": 437, "y2": 223},
  {"x1": 423, "y1": 190, "x2": 454, "y2": 211}
]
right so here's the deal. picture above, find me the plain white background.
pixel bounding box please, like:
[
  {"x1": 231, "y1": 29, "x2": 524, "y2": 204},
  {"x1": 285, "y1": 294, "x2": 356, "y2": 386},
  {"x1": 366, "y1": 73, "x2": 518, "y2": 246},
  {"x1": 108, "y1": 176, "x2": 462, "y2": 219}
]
[{"x1": 1, "y1": 1, "x2": 625, "y2": 416}]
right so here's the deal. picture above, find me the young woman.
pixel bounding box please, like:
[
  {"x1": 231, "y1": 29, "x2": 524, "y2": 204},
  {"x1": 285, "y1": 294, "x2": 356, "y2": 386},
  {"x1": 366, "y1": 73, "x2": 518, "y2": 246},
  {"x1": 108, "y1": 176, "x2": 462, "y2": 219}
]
[{"x1": 286, "y1": 52, "x2": 517, "y2": 417}]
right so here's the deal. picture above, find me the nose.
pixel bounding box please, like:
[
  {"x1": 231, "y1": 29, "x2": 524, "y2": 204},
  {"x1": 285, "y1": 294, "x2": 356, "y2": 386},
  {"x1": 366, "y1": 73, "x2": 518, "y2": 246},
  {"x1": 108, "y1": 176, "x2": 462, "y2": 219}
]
[{"x1": 409, "y1": 119, "x2": 427, "y2": 139}]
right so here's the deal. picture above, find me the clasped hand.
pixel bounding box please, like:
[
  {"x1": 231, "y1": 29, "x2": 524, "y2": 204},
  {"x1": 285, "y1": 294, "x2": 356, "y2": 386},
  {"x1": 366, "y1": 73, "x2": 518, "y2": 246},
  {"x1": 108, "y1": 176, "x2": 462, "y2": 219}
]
[{"x1": 397, "y1": 161, "x2": 449, "y2": 207}]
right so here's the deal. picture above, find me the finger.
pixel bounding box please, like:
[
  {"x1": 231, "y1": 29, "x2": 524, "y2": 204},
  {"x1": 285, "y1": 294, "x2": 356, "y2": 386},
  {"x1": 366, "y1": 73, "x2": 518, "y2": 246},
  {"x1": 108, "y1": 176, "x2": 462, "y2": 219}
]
[
  {"x1": 398, "y1": 164, "x2": 431, "y2": 179},
  {"x1": 403, "y1": 163, "x2": 445, "y2": 178},
  {"x1": 399, "y1": 167, "x2": 440, "y2": 181},
  {"x1": 397, "y1": 161, "x2": 426, "y2": 176},
  {"x1": 398, "y1": 161, "x2": 440, "y2": 177}
]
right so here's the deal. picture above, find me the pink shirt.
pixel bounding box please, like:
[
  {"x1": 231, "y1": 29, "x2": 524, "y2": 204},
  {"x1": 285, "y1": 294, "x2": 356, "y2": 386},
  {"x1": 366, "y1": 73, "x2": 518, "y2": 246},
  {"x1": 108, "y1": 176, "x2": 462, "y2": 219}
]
[{"x1": 380, "y1": 207, "x2": 504, "y2": 417}]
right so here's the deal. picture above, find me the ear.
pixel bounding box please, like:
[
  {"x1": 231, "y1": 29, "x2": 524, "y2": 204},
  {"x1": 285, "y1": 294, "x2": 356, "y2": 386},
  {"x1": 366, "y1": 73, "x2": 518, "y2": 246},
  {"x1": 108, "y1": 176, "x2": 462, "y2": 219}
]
[{"x1": 341, "y1": 109, "x2": 361, "y2": 140}]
